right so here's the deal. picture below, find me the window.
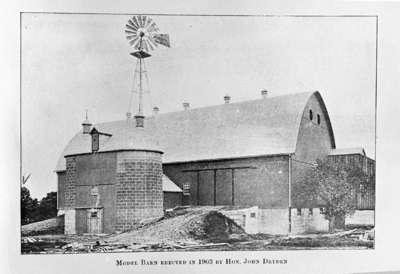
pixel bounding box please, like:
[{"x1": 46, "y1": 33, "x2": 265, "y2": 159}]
[
  {"x1": 90, "y1": 212, "x2": 98, "y2": 218},
  {"x1": 309, "y1": 208, "x2": 313, "y2": 216},
  {"x1": 317, "y1": 114, "x2": 321, "y2": 125},
  {"x1": 183, "y1": 182, "x2": 190, "y2": 196},
  {"x1": 309, "y1": 110, "x2": 313, "y2": 120},
  {"x1": 92, "y1": 133, "x2": 99, "y2": 152},
  {"x1": 319, "y1": 207, "x2": 324, "y2": 214},
  {"x1": 297, "y1": 208, "x2": 302, "y2": 216},
  {"x1": 250, "y1": 212, "x2": 256, "y2": 218}
]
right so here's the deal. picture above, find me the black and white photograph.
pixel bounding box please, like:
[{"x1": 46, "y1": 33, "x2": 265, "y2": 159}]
[
  {"x1": 3, "y1": 1, "x2": 400, "y2": 274},
  {"x1": 20, "y1": 13, "x2": 376, "y2": 253}
]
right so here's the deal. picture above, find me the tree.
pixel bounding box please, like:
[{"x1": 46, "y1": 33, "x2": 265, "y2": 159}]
[
  {"x1": 21, "y1": 186, "x2": 58, "y2": 225},
  {"x1": 38, "y1": 192, "x2": 58, "y2": 220},
  {"x1": 293, "y1": 158, "x2": 369, "y2": 232},
  {"x1": 21, "y1": 186, "x2": 39, "y2": 225}
]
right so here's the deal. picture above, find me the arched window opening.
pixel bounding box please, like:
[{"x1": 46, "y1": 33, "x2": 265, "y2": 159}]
[
  {"x1": 309, "y1": 109, "x2": 313, "y2": 120},
  {"x1": 317, "y1": 114, "x2": 321, "y2": 125}
]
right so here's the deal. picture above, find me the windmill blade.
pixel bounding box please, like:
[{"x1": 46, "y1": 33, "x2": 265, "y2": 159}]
[
  {"x1": 127, "y1": 20, "x2": 138, "y2": 31},
  {"x1": 144, "y1": 17, "x2": 153, "y2": 28},
  {"x1": 129, "y1": 36, "x2": 140, "y2": 46},
  {"x1": 134, "y1": 38, "x2": 143, "y2": 49},
  {"x1": 137, "y1": 15, "x2": 142, "y2": 27},
  {"x1": 132, "y1": 16, "x2": 140, "y2": 29},
  {"x1": 146, "y1": 39, "x2": 155, "y2": 51},
  {"x1": 142, "y1": 40, "x2": 149, "y2": 52},
  {"x1": 125, "y1": 29, "x2": 137, "y2": 35},
  {"x1": 126, "y1": 34, "x2": 138, "y2": 41},
  {"x1": 147, "y1": 22, "x2": 159, "y2": 33},
  {"x1": 153, "y1": 33, "x2": 170, "y2": 47},
  {"x1": 147, "y1": 36, "x2": 158, "y2": 48},
  {"x1": 128, "y1": 18, "x2": 139, "y2": 29},
  {"x1": 138, "y1": 15, "x2": 145, "y2": 28},
  {"x1": 141, "y1": 16, "x2": 147, "y2": 27},
  {"x1": 125, "y1": 24, "x2": 137, "y2": 32}
]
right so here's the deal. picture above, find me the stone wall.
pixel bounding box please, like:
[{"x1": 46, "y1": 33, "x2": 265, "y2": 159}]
[
  {"x1": 290, "y1": 208, "x2": 329, "y2": 234},
  {"x1": 64, "y1": 157, "x2": 77, "y2": 208},
  {"x1": 115, "y1": 151, "x2": 163, "y2": 232},
  {"x1": 258, "y1": 208, "x2": 289, "y2": 234},
  {"x1": 64, "y1": 209, "x2": 76, "y2": 234},
  {"x1": 346, "y1": 210, "x2": 375, "y2": 226}
]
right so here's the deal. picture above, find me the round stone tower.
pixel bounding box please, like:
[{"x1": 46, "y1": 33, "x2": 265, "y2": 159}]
[{"x1": 110, "y1": 119, "x2": 163, "y2": 232}]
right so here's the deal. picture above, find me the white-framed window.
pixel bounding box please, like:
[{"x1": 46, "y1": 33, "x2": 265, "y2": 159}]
[{"x1": 183, "y1": 182, "x2": 190, "y2": 196}]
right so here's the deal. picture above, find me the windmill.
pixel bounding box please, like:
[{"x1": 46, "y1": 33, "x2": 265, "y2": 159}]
[{"x1": 125, "y1": 15, "x2": 170, "y2": 126}]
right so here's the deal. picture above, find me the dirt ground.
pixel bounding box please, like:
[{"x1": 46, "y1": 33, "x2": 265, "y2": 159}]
[{"x1": 21, "y1": 207, "x2": 374, "y2": 254}]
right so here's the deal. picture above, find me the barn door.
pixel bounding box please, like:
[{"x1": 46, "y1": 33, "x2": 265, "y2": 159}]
[{"x1": 87, "y1": 209, "x2": 103, "y2": 234}]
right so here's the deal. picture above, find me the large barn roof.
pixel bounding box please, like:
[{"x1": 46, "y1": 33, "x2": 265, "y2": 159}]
[{"x1": 56, "y1": 91, "x2": 323, "y2": 171}]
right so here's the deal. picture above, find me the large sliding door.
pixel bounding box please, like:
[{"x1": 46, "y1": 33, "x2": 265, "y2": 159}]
[
  {"x1": 198, "y1": 171, "x2": 214, "y2": 205},
  {"x1": 216, "y1": 169, "x2": 233, "y2": 205}
]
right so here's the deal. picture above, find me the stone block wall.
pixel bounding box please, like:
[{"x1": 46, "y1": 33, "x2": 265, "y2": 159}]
[
  {"x1": 64, "y1": 209, "x2": 76, "y2": 234},
  {"x1": 290, "y1": 208, "x2": 328, "y2": 234},
  {"x1": 115, "y1": 151, "x2": 163, "y2": 232},
  {"x1": 64, "y1": 156, "x2": 77, "y2": 208},
  {"x1": 221, "y1": 206, "x2": 259, "y2": 234},
  {"x1": 258, "y1": 208, "x2": 289, "y2": 234},
  {"x1": 346, "y1": 210, "x2": 375, "y2": 226}
]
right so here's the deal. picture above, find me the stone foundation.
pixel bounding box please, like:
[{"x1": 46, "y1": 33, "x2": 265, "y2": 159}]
[
  {"x1": 290, "y1": 208, "x2": 329, "y2": 234},
  {"x1": 64, "y1": 209, "x2": 76, "y2": 235},
  {"x1": 346, "y1": 210, "x2": 375, "y2": 226}
]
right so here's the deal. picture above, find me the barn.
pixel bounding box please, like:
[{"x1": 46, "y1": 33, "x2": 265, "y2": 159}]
[{"x1": 55, "y1": 90, "x2": 375, "y2": 235}]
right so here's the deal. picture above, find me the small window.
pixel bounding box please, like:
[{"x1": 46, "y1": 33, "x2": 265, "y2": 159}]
[
  {"x1": 183, "y1": 182, "x2": 190, "y2": 196},
  {"x1": 90, "y1": 212, "x2": 98, "y2": 218},
  {"x1": 297, "y1": 208, "x2": 302, "y2": 216},
  {"x1": 309, "y1": 110, "x2": 313, "y2": 120},
  {"x1": 317, "y1": 114, "x2": 321, "y2": 125},
  {"x1": 319, "y1": 207, "x2": 324, "y2": 214},
  {"x1": 309, "y1": 208, "x2": 313, "y2": 216},
  {"x1": 92, "y1": 133, "x2": 99, "y2": 152},
  {"x1": 250, "y1": 212, "x2": 256, "y2": 218}
]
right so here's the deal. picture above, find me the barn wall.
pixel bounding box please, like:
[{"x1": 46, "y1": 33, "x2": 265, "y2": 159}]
[
  {"x1": 57, "y1": 171, "x2": 66, "y2": 209},
  {"x1": 74, "y1": 152, "x2": 117, "y2": 234},
  {"x1": 291, "y1": 94, "x2": 335, "y2": 208},
  {"x1": 163, "y1": 192, "x2": 182, "y2": 210},
  {"x1": 75, "y1": 153, "x2": 117, "y2": 186},
  {"x1": 163, "y1": 155, "x2": 289, "y2": 209},
  {"x1": 74, "y1": 185, "x2": 116, "y2": 234}
]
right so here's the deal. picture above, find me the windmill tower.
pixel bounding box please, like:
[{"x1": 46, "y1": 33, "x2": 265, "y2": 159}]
[{"x1": 125, "y1": 15, "x2": 170, "y2": 126}]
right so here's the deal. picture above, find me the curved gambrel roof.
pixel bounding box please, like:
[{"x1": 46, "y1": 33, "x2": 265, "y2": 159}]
[
  {"x1": 304, "y1": 91, "x2": 336, "y2": 149},
  {"x1": 56, "y1": 91, "x2": 335, "y2": 171}
]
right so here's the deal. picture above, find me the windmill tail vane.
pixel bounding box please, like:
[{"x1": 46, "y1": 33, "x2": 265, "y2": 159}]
[
  {"x1": 124, "y1": 15, "x2": 171, "y2": 124},
  {"x1": 152, "y1": 33, "x2": 170, "y2": 48}
]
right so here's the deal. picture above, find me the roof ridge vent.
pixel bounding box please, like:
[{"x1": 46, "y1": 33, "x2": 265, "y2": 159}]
[
  {"x1": 183, "y1": 102, "x2": 190, "y2": 110},
  {"x1": 224, "y1": 95, "x2": 231, "y2": 104},
  {"x1": 261, "y1": 89, "x2": 269, "y2": 99}
]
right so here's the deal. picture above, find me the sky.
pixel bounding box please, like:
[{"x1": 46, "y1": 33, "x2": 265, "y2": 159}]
[{"x1": 21, "y1": 13, "x2": 376, "y2": 199}]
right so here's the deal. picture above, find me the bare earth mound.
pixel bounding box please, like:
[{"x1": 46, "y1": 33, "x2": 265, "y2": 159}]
[{"x1": 107, "y1": 206, "x2": 249, "y2": 245}]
